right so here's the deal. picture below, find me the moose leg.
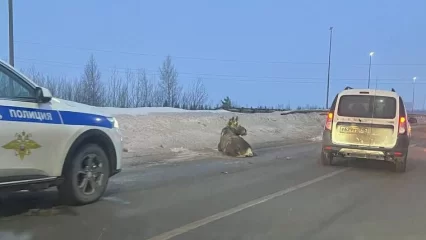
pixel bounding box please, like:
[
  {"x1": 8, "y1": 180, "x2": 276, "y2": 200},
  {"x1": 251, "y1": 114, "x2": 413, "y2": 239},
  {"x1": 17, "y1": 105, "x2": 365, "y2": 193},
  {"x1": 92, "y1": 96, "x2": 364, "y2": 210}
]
[
  {"x1": 235, "y1": 148, "x2": 254, "y2": 157},
  {"x1": 217, "y1": 142, "x2": 223, "y2": 152},
  {"x1": 242, "y1": 147, "x2": 254, "y2": 157},
  {"x1": 223, "y1": 145, "x2": 239, "y2": 157},
  {"x1": 235, "y1": 138, "x2": 254, "y2": 157}
]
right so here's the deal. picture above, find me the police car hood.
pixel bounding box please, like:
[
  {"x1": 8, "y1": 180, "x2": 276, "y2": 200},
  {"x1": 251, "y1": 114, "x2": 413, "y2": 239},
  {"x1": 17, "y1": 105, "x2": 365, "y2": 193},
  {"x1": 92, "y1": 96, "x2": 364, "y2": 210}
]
[{"x1": 52, "y1": 98, "x2": 113, "y2": 118}]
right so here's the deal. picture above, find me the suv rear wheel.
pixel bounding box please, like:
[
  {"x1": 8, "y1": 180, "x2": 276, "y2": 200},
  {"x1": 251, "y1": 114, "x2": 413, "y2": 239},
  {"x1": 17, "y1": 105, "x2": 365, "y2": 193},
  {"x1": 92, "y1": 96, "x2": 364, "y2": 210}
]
[
  {"x1": 58, "y1": 143, "x2": 110, "y2": 205},
  {"x1": 320, "y1": 151, "x2": 334, "y2": 166},
  {"x1": 394, "y1": 155, "x2": 407, "y2": 173}
]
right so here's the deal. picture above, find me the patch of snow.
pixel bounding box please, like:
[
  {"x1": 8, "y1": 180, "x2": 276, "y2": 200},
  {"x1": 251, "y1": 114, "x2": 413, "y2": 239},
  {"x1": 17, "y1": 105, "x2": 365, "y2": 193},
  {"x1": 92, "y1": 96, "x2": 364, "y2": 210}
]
[
  {"x1": 170, "y1": 147, "x2": 189, "y2": 153},
  {"x1": 310, "y1": 135, "x2": 323, "y2": 142},
  {"x1": 109, "y1": 108, "x2": 325, "y2": 161}
]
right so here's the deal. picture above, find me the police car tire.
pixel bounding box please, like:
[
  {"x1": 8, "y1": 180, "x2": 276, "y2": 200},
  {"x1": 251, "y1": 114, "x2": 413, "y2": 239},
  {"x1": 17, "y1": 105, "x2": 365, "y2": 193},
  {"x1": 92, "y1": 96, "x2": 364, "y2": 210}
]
[{"x1": 58, "y1": 143, "x2": 110, "y2": 206}]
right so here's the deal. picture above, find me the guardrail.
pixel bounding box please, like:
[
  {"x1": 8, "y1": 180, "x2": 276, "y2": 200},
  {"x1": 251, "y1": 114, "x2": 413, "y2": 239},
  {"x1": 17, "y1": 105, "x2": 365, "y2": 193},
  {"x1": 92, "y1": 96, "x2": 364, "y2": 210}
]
[
  {"x1": 222, "y1": 108, "x2": 280, "y2": 113},
  {"x1": 221, "y1": 107, "x2": 426, "y2": 123},
  {"x1": 280, "y1": 109, "x2": 328, "y2": 115},
  {"x1": 280, "y1": 109, "x2": 426, "y2": 124},
  {"x1": 219, "y1": 107, "x2": 327, "y2": 114},
  {"x1": 409, "y1": 115, "x2": 426, "y2": 124}
]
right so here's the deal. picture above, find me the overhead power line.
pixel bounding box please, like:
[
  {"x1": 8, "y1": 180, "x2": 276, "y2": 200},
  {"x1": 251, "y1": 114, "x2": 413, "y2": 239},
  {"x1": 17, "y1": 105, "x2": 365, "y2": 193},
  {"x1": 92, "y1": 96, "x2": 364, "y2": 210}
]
[
  {"x1": 14, "y1": 40, "x2": 325, "y2": 65},
  {"x1": 14, "y1": 57, "x2": 423, "y2": 83},
  {"x1": 14, "y1": 40, "x2": 426, "y2": 66},
  {"x1": 14, "y1": 62, "x2": 425, "y2": 85}
]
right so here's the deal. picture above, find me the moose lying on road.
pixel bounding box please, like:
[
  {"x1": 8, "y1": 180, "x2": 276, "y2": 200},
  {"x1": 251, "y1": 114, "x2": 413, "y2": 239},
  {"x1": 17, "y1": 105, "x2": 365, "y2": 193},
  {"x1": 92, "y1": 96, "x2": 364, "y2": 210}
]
[{"x1": 218, "y1": 116, "x2": 254, "y2": 158}]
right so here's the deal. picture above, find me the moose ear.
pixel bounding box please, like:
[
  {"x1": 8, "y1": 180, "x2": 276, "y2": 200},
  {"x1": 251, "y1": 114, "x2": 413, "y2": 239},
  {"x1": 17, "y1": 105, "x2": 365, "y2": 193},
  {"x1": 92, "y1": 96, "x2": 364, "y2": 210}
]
[
  {"x1": 227, "y1": 118, "x2": 233, "y2": 126},
  {"x1": 235, "y1": 116, "x2": 239, "y2": 123}
]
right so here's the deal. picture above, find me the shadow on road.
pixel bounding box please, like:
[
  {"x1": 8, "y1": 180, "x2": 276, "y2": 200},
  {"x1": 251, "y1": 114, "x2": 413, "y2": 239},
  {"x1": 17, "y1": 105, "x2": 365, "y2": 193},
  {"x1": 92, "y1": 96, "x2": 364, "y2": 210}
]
[
  {"x1": 333, "y1": 157, "x2": 396, "y2": 172},
  {"x1": 0, "y1": 190, "x2": 77, "y2": 218}
]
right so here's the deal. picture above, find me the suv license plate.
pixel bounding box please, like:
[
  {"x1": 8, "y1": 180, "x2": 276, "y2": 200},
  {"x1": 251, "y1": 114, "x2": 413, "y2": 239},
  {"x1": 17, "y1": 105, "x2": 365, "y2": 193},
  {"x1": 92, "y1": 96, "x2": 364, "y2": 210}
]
[{"x1": 339, "y1": 126, "x2": 370, "y2": 134}]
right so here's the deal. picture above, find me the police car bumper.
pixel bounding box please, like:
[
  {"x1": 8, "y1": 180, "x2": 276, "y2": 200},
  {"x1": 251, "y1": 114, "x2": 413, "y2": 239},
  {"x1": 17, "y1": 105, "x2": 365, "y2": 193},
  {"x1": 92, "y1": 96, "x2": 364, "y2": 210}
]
[{"x1": 112, "y1": 128, "x2": 124, "y2": 172}]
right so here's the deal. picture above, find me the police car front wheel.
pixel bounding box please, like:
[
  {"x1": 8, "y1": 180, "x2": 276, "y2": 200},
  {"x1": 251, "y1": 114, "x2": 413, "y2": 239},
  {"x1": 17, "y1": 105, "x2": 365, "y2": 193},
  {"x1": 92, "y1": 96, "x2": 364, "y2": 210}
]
[{"x1": 58, "y1": 143, "x2": 110, "y2": 205}]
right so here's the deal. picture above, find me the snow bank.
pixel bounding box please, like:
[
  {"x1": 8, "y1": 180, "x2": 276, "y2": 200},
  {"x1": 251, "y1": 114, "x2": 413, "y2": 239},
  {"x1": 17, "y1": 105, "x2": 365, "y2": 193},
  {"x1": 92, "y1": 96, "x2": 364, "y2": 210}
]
[
  {"x1": 99, "y1": 107, "x2": 230, "y2": 116},
  {"x1": 103, "y1": 107, "x2": 325, "y2": 156}
]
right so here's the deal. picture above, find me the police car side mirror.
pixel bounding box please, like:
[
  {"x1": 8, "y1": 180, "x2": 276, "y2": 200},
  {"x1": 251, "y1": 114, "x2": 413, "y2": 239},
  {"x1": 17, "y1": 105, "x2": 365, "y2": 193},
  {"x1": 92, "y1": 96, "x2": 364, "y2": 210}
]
[{"x1": 35, "y1": 87, "x2": 53, "y2": 103}]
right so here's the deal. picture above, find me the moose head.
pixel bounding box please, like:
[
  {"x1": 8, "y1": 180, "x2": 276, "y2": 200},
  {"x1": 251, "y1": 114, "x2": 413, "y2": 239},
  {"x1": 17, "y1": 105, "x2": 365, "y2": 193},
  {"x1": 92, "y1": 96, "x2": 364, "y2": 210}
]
[{"x1": 225, "y1": 116, "x2": 247, "y2": 136}]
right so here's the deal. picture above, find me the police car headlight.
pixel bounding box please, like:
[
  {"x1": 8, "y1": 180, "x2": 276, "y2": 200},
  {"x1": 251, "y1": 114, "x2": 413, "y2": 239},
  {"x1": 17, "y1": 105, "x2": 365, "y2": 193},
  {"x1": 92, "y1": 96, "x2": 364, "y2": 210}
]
[{"x1": 108, "y1": 117, "x2": 120, "y2": 129}]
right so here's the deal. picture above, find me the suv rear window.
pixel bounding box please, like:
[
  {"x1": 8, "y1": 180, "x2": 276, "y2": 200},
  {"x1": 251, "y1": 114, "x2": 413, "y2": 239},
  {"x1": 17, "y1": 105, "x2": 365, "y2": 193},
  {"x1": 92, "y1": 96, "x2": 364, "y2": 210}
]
[{"x1": 337, "y1": 95, "x2": 397, "y2": 119}]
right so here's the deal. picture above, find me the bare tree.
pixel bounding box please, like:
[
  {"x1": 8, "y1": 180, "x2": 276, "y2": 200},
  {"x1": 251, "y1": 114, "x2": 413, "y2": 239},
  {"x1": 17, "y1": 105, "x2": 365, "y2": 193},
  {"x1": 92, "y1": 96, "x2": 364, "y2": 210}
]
[
  {"x1": 130, "y1": 69, "x2": 141, "y2": 107},
  {"x1": 118, "y1": 81, "x2": 129, "y2": 107},
  {"x1": 44, "y1": 75, "x2": 61, "y2": 97},
  {"x1": 158, "y1": 55, "x2": 181, "y2": 107},
  {"x1": 22, "y1": 67, "x2": 75, "y2": 100},
  {"x1": 152, "y1": 84, "x2": 164, "y2": 107},
  {"x1": 182, "y1": 77, "x2": 209, "y2": 109},
  {"x1": 117, "y1": 69, "x2": 132, "y2": 108},
  {"x1": 62, "y1": 77, "x2": 77, "y2": 101},
  {"x1": 73, "y1": 78, "x2": 87, "y2": 104},
  {"x1": 81, "y1": 54, "x2": 104, "y2": 106},
  {"x1": 25, "y1": 66, "x2": 47, "y2": 87},
  {"x1": 133, "y1": 69, "x2": 153, "y2": 107},
  {"x1": 107, "y1": 68, "x2": 123, "y2": 107},
  {"x1": 17, "y1": 57, "x2": 213, "y2": 110}
]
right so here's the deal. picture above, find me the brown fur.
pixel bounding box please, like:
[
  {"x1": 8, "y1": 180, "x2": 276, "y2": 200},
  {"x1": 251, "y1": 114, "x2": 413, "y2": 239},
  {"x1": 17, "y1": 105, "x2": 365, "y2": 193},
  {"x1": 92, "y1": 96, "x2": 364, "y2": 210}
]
[{"x1": 218, "y1": 116, "x2": 254, "y2": 157}]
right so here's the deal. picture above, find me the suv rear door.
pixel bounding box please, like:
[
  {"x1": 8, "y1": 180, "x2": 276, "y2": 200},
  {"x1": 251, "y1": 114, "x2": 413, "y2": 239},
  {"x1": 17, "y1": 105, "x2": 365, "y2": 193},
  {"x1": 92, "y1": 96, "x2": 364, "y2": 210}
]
[{"x1": 332, "y1": 92, "x2": 399, "y2": 149}]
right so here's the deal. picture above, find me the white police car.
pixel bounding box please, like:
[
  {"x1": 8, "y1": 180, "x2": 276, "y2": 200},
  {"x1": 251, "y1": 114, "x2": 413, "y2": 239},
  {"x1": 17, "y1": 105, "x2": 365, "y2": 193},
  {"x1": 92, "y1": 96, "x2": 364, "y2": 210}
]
[{"x1": 0, "y1": 59, "x2": 122, "y2": 205}]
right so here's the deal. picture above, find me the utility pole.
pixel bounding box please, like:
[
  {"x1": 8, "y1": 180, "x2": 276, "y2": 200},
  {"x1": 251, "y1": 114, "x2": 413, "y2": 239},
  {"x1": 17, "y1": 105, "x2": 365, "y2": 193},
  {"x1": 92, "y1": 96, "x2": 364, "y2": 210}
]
[
  {"x1": 367, "y1": 52, "x2": 374, "y2": 88},
  {"x1": 8, "y1": 0, "x2": 15, "y2": 67},
  {"x1": 375, "y1": 76, "x2": 378, "y2": 89},
  {"x1": 326, "y1": 27, "x2": 333, "y2": 109},
  {"x1": 412, "y1": 77, "x2": 416, "y2": 113}
]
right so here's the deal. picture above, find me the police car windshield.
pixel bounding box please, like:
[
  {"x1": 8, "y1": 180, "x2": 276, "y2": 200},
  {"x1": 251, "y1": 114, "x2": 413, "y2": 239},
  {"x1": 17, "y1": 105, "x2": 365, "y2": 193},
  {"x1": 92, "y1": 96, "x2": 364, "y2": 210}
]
[{"x1": 337, "y1": 95, "x2": 397, "y2": 119}]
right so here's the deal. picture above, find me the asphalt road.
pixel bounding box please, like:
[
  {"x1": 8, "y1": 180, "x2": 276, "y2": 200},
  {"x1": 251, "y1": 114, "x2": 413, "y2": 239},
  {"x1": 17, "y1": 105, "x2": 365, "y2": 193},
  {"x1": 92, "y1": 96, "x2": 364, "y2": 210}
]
[{"x1": 1, "y1": 126, "x2": 426, "y2": 240}]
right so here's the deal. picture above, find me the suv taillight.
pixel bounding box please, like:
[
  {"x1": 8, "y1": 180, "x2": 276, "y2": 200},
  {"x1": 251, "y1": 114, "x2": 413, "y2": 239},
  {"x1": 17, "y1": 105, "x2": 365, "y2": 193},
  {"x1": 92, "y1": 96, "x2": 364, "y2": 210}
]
[
  {"x1": 398, "y1": 116, "x2": 407, "y2": 135},
  {"x1": 325, "y1": 112, "x2": 333, "y2": 130}
]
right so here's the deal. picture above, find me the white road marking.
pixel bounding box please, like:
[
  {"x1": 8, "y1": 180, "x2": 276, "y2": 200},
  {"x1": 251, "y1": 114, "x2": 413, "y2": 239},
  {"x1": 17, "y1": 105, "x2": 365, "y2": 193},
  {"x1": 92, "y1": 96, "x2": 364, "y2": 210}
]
[
  {"x1": 102, "y1": 196, "x2": 131, "y2": 205},
  {"x1": 146, "y1": 168, "x2": 350, "y2": 240}
]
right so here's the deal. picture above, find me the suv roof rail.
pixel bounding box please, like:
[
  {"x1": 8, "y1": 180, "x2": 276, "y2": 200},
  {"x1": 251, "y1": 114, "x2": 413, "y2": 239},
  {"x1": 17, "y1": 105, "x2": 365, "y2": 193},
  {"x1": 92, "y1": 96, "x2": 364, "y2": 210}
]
[
  {"x1": 344, "y1": 86, "x2": 353, "y2": 90},
  {"x1": 391, "y1": 88, "x2": 396, "y2": 92}
]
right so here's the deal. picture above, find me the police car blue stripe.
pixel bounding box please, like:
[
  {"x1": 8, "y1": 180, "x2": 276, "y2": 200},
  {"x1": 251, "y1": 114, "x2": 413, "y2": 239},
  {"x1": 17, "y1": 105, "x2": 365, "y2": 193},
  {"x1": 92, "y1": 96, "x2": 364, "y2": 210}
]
[
  {"x1": 0, "y1": 105, "x2": 62, "y2": 124},
  {"x1": 59, "y1": 110, "x2": 113, "y2": 128},
  {"x1": 0, "y1": 106, "x2": 113, "y2": 129}
]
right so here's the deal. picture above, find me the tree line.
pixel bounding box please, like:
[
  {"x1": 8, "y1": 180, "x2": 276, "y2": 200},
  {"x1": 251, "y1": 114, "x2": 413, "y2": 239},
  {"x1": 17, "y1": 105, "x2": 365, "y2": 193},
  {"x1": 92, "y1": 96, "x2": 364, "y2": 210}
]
[
  {"x1": 23, "y1": 54, "x2": 211, "y2": 110},
  {"x1": 20, "y1": 54, "x2": 323, "y2": 111}
]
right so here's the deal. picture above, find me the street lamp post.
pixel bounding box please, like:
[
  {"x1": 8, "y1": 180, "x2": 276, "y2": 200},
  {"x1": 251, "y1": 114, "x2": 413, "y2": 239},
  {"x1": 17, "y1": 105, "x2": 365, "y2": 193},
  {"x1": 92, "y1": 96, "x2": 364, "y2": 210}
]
[
  {"x1": 367, "y1": 52, "x2": 374, "y2": 88},
  {"x1": 412, "y1": 77, "x2": 417, "y2": 113},
  {"x1": 326, "y1": 27, "x2": 333, "y2": 109},
  {"x1": 8, "y1": 0, "x2": 15, "y2": 67}
]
